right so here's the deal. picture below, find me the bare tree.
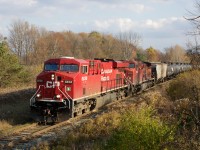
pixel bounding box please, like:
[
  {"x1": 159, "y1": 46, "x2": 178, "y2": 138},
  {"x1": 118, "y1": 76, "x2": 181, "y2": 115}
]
[
  {"x1": 79, "y1": 31, "x2": 104, "y2": 59},
  {"x1": 101, "y1": 34, "x2": 118, "y2": 59},
  {"x1": 63, "y1": 31, "x2": 82, "y2": 58},
  {"x1": 184, "y1": 0, "x2": 200, "y2": 68},
  {"x1": 164, "y1": 45, "x2": 188, "y2": 62},
  {"x1": 185, "y1": 0, "x2": 200, "y2": 34},
  {"x1": 8, "y1": 19, "x2": 40, "y2": 64},
  {"x1": 187, "y1": 36, "x2": 200, "y2": 69},
  {"x1": 116, "y1": 31, "x2": 141, "y2": 60}
]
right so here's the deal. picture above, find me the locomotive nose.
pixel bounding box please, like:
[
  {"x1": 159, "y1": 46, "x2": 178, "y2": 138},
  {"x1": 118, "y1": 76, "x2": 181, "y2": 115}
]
[{"x1": 36, "y1": 72, "x2": 63, "y2": 100}]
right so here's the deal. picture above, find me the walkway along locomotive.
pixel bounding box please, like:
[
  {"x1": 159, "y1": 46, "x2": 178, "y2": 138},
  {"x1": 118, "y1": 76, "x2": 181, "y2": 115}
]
[{"x1": 30, "y1": 57, "x2": 191, "y2": 123}]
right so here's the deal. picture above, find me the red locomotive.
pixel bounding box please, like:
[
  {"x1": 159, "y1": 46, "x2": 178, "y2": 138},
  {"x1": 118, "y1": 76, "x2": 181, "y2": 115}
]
[{"x1": 30, "y1": 56, "x2": 191, "y2": 123}]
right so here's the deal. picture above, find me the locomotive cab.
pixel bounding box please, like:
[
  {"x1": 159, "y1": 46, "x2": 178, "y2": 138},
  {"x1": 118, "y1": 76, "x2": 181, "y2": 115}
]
[{"x1": 30, "y1": 57, "x2": 85, "y2": 112}]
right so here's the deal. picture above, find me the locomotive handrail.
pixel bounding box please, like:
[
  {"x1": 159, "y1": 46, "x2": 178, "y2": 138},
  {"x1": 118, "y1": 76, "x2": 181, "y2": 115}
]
[
  {"x1": 124, "y1": 74, "x2": 134, "y2": 85},
  {"x1": 57, "y1": 86, "x2": 71, "y2": 109},
  {"x1": 64, "y1": 91, "x2": 73, "y2": 109},
  {"x1": 30, "y1": 85, "x2": 44, "y2": 106}
]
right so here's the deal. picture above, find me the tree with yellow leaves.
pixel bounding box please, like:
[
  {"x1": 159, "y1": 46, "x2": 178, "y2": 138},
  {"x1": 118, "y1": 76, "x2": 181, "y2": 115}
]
[{"x1": 145, "y1": 47, "x2": 160, "y2": 62}]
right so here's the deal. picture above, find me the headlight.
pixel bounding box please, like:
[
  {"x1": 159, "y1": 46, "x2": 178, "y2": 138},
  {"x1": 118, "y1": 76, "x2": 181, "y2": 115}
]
[
  {"x1": 56, "y1": 95, "x2": 61, "y2": 98},
  {"x1": 51, "y1": 74, "x2": 55, "y2": 80},
  {"x1": 36, "y1": 94, "x2": 41, "y2": 97}
]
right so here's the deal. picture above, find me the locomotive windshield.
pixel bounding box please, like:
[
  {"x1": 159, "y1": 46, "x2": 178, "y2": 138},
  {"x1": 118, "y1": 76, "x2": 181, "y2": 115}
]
[
  {"x1": 129, "y1": 63, "x2": 135, "y2": 68},
  {"x1": 44, "y1": 64, "x2": 59, "y2": 71},
  {"x1": 60, "y1": 64, "x2": 79, "y2": 72}
]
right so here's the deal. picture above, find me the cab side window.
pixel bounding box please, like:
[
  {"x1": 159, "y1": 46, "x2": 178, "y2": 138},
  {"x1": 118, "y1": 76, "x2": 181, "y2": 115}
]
[
  {"x1": 129, "y1": 63, "x2": 135, "y2": 68},
  {"x1": 81, "y1": 66, "x2": 88, "y2": 74}
]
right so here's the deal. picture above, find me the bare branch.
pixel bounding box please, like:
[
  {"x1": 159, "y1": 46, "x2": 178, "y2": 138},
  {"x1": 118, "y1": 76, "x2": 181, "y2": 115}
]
[{"x1": 184, "y1": 15, "x2": 200, "y2": 21}]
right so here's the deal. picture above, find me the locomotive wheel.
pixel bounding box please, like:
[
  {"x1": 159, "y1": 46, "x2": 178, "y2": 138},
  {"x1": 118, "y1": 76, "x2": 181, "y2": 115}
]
[
  {"x1": 117, "y1": 90, "x2": 125, "y2": 100},
  {"x1": 90, "y1": 99, "x2": 97, "y2": 110},
  {"x1": 82, "y1": 108, "x2": 90, "y2": 114}
]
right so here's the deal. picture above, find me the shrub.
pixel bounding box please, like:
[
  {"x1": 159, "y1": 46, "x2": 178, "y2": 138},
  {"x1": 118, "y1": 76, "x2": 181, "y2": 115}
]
[
  {"x1": 167, "y1": 70, "x2": 200, "y2": 149},
  {"x1": 167, "y1": 70, "x2": 200, "y2": 101},
  {"x1": 105, "y1": 107, "x2": 174, "y2": 150},
  {"x1": 52, "y1": 111, "x2": 121, "y2": 150},
  {"x1": 0, "y1": 41, "x2": 32, "y2": 87}
]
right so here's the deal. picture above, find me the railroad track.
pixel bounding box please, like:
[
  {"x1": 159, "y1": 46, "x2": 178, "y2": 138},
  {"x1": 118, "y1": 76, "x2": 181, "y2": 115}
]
[{"x1": 0, "y1": 105, "x2": 107, "y2": 150}]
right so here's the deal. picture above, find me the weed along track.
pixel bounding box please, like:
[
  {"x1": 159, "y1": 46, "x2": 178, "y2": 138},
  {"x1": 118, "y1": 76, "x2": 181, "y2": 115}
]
[
  {"x1": 0, "y1": 114, "x2": 87, "y2": 149},
  {"x1": 0, "y1": 123, "x2": 51, "y2": 149},
  {"x1": 0, "y1": 106, "x2": 109, "y2": 150}
]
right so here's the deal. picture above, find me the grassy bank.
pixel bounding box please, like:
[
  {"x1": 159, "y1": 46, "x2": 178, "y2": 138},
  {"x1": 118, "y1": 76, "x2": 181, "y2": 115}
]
[{"x1": 0, "y1": 86, "x2": 35, "y2": 137}]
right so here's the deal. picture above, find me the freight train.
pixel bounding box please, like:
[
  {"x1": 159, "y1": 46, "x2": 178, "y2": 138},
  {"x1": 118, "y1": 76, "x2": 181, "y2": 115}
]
[{"x1": 30, "y1": 57, "x2": 191, "y2": 123}]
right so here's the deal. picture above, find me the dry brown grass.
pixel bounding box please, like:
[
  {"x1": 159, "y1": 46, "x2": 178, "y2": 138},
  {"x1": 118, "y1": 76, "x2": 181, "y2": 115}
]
[
  {"x1": 0, "y1": 120, "x2": 21, "y2": 138},
  {"x1": 52, "y1": 110, "x2": 123, "y2": 150},
  {"x1": 79, "y1": 110, "x2": 121, "y2": 138},
  {"x1": 0, "y1": 84, "x2": 34, "y2": 95},
  {"x1": 30, "y1": 141, "x2": 50, "y2": 150},
  {"x1": 0, "y1": 120, "x2": 12, "y2": 128},
  {"x1": 0, "y1": 120, "x2": 12, "y2": 135},
  {"x1": 0, "y1": 86, "x2": 35, "y2": 138}
]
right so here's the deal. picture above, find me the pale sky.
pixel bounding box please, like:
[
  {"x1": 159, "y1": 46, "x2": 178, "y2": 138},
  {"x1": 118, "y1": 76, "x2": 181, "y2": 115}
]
[{"x1": 0, "y1": 0, "x2": 196, "y2": 50}]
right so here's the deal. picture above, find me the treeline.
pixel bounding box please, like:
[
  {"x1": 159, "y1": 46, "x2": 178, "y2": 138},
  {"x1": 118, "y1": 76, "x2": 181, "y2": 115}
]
[
  {"x1": 6, "y1": 19, "x2": 190, "y2": 65},
  {"x1": 8, "y1": 20, "x2": 140, "y2": 65},
  {"x1": 0, "y1": 19, "x2": 191, "y2": 87}
]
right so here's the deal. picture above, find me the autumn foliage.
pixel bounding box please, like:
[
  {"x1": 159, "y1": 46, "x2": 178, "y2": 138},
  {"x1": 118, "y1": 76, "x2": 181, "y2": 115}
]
[{"x1": 0, "y1": 19, "x2": 191, "y2": 88}]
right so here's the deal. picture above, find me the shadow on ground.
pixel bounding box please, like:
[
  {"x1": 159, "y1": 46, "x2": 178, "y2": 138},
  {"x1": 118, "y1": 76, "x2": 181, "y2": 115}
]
[{"x1": 0, "y1": 88, "x2": 36, "y2": 125}]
